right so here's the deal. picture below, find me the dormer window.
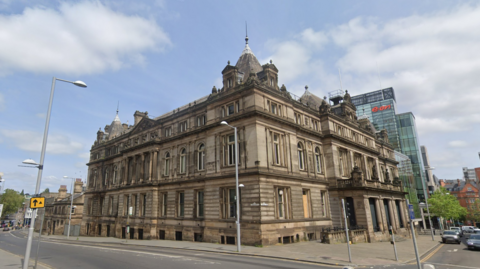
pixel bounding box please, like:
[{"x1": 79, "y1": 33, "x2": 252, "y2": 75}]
[{"x1": 228, "y1": 79, "x2": 232, "y2": 88}]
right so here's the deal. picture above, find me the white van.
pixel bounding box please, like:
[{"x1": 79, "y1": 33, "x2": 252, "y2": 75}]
[{"x1": 462, "y1": 226, "x2": 475, "y2": 233}]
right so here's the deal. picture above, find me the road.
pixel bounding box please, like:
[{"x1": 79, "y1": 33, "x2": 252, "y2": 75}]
[
  {"x1": 370, "y1": 233, "x2": 480, "y2": 269},
  {"x1": 0, "y1": 230, "x2": 339, "y2": 269}
]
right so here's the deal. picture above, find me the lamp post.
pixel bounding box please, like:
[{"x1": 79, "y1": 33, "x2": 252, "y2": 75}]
[
  {"x1": 21, "y1": 77, "x2": 86, "y2": 269},
  {"x1": 63, "y1": 176, "x2": 76, "y2": 239},
  {"x1": 422, "y1": 167, "x2": 435, "y2": 241},
  {"x1": 220, "y1": 121, "x2": 241, "y2": 252},
  {"x1": 0, "y1": 177, "x2": 5, "y2": 194}
]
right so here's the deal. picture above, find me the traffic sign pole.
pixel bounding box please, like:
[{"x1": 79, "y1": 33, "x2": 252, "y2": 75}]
[{"x1": 407, "y1": 200, "x2": 421, "y2": 269}]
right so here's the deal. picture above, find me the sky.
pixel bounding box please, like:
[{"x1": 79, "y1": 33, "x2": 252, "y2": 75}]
[{"x1": 1, "y1": 0, "x2": 479, "y2": 194}]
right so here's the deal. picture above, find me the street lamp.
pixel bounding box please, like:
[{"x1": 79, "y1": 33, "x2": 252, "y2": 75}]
[
  {"x1": 422, "y1": 167, "x2": 435, "y2": 241},
  {"x1": 220, "y1": 120, "x2": 241, "y2": 252},
  {"x1": 21, "y1": 77, "x2": 87, "y2": 269},
  {"x1": 63, "y1": 176, "x2": 76, "y2": 239}
]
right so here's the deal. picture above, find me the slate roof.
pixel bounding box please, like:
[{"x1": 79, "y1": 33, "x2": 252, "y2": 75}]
[{"x1": 235, "y1": 36, "x2": 263, "y2": 80}]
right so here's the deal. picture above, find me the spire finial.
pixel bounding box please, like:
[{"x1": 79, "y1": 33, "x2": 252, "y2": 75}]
[
  {"x1": 116, "y1": 101, "x2": 119, "y2": 115},
  {"x1": 245, "y1": 21, "x2": 249, "y2": 44}
]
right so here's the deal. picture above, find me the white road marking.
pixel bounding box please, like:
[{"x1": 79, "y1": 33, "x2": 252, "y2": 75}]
[
  {"x1": 453, "y1": 249, "x2": 458, "y2": 252},
  {"x1": 428, "y1": 263, "x2": 480, "y2": 269}
]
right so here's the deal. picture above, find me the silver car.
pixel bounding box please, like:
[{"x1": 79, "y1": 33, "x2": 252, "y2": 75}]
[
  {"x1": 442, "y1": 230, "x2": 461, "y2": 244},
  {"x1": 467, "y1": 234, "x2": 480, "y2": 250}
]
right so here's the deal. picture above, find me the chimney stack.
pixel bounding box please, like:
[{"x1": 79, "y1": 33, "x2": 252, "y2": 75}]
[
  {"x1": 74, "y1": 178, "x2": 83, "y2": 194},
  {"x1": 58, "y1": 185, "x2": 67, "y2": 199}
]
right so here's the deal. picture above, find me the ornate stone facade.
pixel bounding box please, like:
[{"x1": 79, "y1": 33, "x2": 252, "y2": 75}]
[{"x1": 81, "y1": 37, "x2": 409, "y2": 245}]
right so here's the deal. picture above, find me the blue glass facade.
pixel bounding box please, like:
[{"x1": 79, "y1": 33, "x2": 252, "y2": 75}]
[{"x1": 351, "y1": 88, "x2": 427, "y2": 201}]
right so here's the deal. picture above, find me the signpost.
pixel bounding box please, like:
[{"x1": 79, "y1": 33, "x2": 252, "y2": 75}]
[
  {"x1": 407, "y1": 201, "x2": 421, "y2": 269},
  {"x1": 30, "y1": 197, "x2": 45, "y2": 209}
]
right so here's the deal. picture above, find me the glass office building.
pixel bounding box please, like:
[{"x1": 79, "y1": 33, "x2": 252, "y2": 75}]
[{"x1": 351, "y1": 88, "x2": 427, "y2": 201}]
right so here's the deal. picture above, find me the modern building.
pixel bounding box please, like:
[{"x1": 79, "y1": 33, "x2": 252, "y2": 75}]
[
  {"x1": 394, "y1": 151, "x2": 420, "y2": 217},
  {"x1": 463, "y1": 167, "x2": 479, "y2": 183},
  {"x1": 421, "y1": 146, "x2": 440, "y2": 195},
  {"x1": 351, "y1": 89, "x2": 428, "y2": 201},
  {"x1": 81, "y1": 36, "x2": 409, "y2": 245}
]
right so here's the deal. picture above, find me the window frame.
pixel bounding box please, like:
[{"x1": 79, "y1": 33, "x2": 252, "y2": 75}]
[
  {"x1": 315, "y1": 147, "x2": 323, "y2": 174},
  {"x1": 179, "y1": 148, "x2": 187, "y2": 174},
  {"x1": 198, "y1": 143, "x2": 205, "y2": 171},
  {"x1": 275, "y1": 187, "x2": 291, "y2": 219},
  {"x1": 197, "y1": 190, "x2": 205, "y2": 218},
  {"x1": 164, "y1": 152, "x2": 170, "y2": 176},
  {"x1": 177, "y1": 191, "x2": 185, "y2": 217},
  {"x1": 298, "y1": 142, "x2": 305, "y2": 171}
]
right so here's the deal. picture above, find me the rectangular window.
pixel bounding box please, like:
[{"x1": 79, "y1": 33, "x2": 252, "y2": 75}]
[
  {"x1": 177, "y1": 192, "x2": 184, "y2": 217},
  {"x1": 123, "y1": 195, "x2": 128, "y2": 216},
  {"x1": 271, "y1": 103, "x2": 277, "y2": 114},
  {"x1": 109, "y1": 196, "x2": 114, "y2": 215},
  {"x1": 236, "y1": 102, "x2": 240, "y2": 113},
  {"x1": 179, "y1": 121, "x2": 187, "y2": 132},
  {"x1": 339, "y1": 150, "x2": 349, "y2": 177},
  {"x1": 273, "y1": 134, "x2": 280, "y2": 165},
  {"x1": 221, "y1": 188, "x2": 239, "y2": 219},
  {"x1": 227, "y1": 104, "x2": 235, "y2": 115},
  {"x1": 227, "y1": 135, "x2": 236, "y2": 165},
  {"x1": 197, "y1": 115, "x2": 206, "y2": 126},
  {"x1": 197, "y1": 191, "x2": 204, "y2": 218},
  {"x1": 302, "y1": 190, "x2": 312, "y2": 218},
  {"x1": 160, "y1": 193, "x2": 167, "y2": 217},
  {"x1": 132, "y1": 195, "x2": 137, "y2": 216},
  {"x1": 320, "y1": 191, "x2": 327, "y2": 217},
  {"x1": 275, "y1": 187, "x2": 291, "y2": 219},
  {"x1": 165, "y1": 127, "x2": 172, "y2": 137},
  {"x1": 141, "y1": 194, "x2": 147, "y2": 216}
]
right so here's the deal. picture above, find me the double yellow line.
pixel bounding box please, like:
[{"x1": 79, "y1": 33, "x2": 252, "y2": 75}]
[{"x1": 421, "y1": 244, "x2": 443, "y2": 262}]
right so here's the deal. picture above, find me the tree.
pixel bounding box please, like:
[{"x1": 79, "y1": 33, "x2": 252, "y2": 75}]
[
  {"x1": 0, "y1": 189, "x2": 25, "y2": 218},
  {"x1": 42, "y1": 188, "x2": 50, "y2": 194},
  {"x1": 428, "y1": 187, "x2": 467, "y2": 221},
  {"x1": 466, "y1": 199, "x2": 480, "y2": 224},
  {"x1": 20, "y1": 189, "x2": 24, "y2": 196}
]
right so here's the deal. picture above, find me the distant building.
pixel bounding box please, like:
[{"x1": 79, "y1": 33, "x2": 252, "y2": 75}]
[
  {"x1": 351, "y1": 89, "x2": 428, "y2": 201},
  {"x1": 421, "y1": 146, "x2": 440, "y2": 195},
  {"x1": 441, "y1": 179, "x2": 479, "y2": 225},
  {"x1": 37, "y1": 180, "x2": 84, "y2": 236}
]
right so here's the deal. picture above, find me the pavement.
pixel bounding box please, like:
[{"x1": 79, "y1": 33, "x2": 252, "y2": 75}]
[
  {"x1": 0, "y1": 247, "x2": 50, "y2": 269},
  {"x1": 3, "y1": 230, "x2": 442, "y2": 268}
]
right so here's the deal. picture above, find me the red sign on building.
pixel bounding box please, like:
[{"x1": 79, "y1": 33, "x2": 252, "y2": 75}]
[{"x1": 372, "y1": 105, "x2": 391, "y2": 112}]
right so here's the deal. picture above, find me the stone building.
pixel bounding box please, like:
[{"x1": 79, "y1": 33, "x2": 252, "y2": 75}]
[
  {"x1": 40, "y1": 180, "x2": 85, "y2": 235},
  {"x1": 81, "y1": 36, "x2": 409, "y2": 244}
]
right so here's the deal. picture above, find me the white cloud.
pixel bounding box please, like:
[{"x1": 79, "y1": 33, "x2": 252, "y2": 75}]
[
  {"x1": 328, "y1": 4, "x2": 480, "y2": 136},
  {"x1": 0, "y1": 129, "x2": 83, "y2": 154},
  {"x1": 448, "y1": 140, "x2": 468, "y2": 148},
  {"x1": 0, "y1": 92, "x2": 5, "y2": 111},
  {"x1": 0, "y1": 1, "x2": 171, "y2": 76},
  {"x1": 36, "y1": 113, "x2": 46, "y2": 119}
]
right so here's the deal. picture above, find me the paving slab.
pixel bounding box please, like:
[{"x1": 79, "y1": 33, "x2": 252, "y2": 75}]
[{"x1": 25, "y1": 231, "x2": 441, "y2": 266}]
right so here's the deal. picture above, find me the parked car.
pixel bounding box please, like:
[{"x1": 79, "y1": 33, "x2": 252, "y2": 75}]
[
  {"x1": 450, "y1": 227, "x2": 463, "y2": 237},
  {"x1": 467, "y1": 234, "x2": 480, "y2": 250},
  {"x1": 2, "y1": 227, "x2": 10, "y2": 231},
  {"x1": 442, "y1": 230, "x2": 461, "y2": 244}
]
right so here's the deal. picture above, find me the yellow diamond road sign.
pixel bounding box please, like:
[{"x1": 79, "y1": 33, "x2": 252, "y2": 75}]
[{"x1": 30, "y1": 197, "x2": 45, "y2": 209}]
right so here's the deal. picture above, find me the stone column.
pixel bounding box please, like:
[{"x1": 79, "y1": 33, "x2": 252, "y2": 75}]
[
  {"x1": 375, "y1": 198, "x2": 384, "y2": 232},
  {"x1": 140, "y1": 154, "x2": 145, "y2": 182}
]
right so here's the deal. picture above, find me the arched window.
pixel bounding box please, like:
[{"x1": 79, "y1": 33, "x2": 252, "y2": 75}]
[
  {"x1": 104, "y1": 168, "x2": 109, "y2": 186},
  {"x1": 180, "y1": 148, "x2": 186, "y2": 173},
  {"x1": 298, "y1": 143, "x2": 305, "y2": 170},
  {"x1": 113, "y1": 165, "x2": 117, "y2": 184},
  {"x1": 315, "y1": 147, "x2": 323, "y2": 173},
  {"x1": 164, "y1": 152, "x2": 170, "y2": 176},
  {"x1": 198, "y1": 144, "x2": 205, "y2": 170}
]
